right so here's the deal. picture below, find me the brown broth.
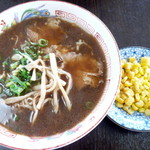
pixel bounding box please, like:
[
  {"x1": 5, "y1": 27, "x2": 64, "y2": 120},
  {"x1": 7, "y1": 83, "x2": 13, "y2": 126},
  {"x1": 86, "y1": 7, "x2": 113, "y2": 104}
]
[{"x1": 0, "y1": 17, "x2": 107, "y2": 136}]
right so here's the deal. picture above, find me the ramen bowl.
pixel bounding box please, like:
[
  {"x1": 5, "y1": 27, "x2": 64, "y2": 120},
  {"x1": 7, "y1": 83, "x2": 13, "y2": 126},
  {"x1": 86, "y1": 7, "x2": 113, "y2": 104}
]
[{"x1": 0, "y1": 1, "x2": 121, "y2": 149}]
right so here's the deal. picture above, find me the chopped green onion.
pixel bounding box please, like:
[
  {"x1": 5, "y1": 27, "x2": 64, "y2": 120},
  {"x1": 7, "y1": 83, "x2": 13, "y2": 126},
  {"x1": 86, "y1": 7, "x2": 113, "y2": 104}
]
[
  {"x1": 30, "y1": 41, "x2": 38, "y2": 46},
  {"x1": 43, "y1": 54, "x2": 50, "y2": 59},
  {"x1": 2, "y1": 61, "x2": 8, "y2": 67},
  {"x1": 0, "y1": 79, "x2": 5, "y2": 84},
  {"x1": 37, "y1": 50, "x2": 43, "y2": 55},
  {"x1": 9, "y1": 76, "x2": 31, "y2": 96},
  {"x1": 20, "y1": 57, "x2": 27, "y2": 65},
  {"x1": 5, "y1": 81, "x2": 14, "y2": 87},
  {"x1": 18, "y1": 68, "x2": 31, "y2": 81},
  {"x1": 29, "y1": 45, "x2": 38, "y2": 51},
  {"x1": 13, "y1": 114, "x2": 20, "y2": 121},
  {"x1": 9, "y1": 83, "x2": 24, "y2": 96},
  {"x1": 38, "y1": 39, "x2": 48, "y2": 47},
  {"x1": 13, "y1": 48, "x2": 20, "y2": 54},
  {"x1": 10, "y1": 76, "x2": 23, "y2": 85},
  {"x1": 85, "y1": 101, "x2": 94, "y2": 109},
  {"x1": 10, "y1": 61, "x2": 19, "y2": 70},
  {"x1": 11, "y1": 54, "x2": 22, "y2": 61},
  {"x1": 2, "y1": 57, "x2": 10, "y2": 69},
  {"x1": 25, "y1": 50, "x2": 37, "y2": 59}
]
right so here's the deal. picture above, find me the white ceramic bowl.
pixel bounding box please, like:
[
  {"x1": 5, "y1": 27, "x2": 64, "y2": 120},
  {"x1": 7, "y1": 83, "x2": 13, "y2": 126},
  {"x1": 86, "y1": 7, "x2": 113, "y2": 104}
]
[{"x1": 0, "y1": 1, "x2": 121, "y2": 149}]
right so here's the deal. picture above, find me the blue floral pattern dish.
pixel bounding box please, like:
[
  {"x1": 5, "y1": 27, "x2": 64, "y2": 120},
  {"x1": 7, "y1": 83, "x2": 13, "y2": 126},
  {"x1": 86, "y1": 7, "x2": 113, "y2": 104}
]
[{"x1": 107, "y1": 46, "x2": 150, "y2": 132}]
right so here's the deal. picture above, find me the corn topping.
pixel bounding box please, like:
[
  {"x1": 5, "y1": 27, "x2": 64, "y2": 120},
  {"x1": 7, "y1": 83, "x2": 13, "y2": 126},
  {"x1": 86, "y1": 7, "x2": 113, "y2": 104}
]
[{"x1": 116, "y1": 57, "x2": 150, "y2": 116}]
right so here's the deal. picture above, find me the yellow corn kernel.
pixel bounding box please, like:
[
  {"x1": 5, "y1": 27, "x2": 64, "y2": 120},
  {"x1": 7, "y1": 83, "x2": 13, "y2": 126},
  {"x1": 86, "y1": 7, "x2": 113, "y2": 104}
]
[
  {"x1": 120, "y1": 93, "x2": 128, "y2": 100},
  {"x1": 148, "y1": 76, "x2": 150, "y2": 81},
  {"x1": 126, "y1": 108, "x2": 134, "y2": 115},
  {"x1": 145, "y1": 68, "x2": 150, "y2": 74},
  {"x1": 129, "y1": 57, "x2": 136, "y2": 63},
  {"x1": 134, "y1": 84, "x2": 140, "y2": 93},
  {"x1": 140, "y1": 95, "x2": 146, "y2": 102},
  {"x1": 143, "y1": 97, "x2": 148, "y2": 103},
  {"x1": 139, "y1": 66, "x2": 144, "y2": 74},
  {"x1": 121, "y1": 69, "x2": 125, "y2": 76},
  {"x1": 124, "y1": 62, "x2": 132, "y2": 70},
  {"x1": 122, "y1": 76, "x2": 128, "y2": 83},
  {"x1": 120, "y1": 83, "x2": 124, "y2": 90},
  {"x1": 125, "y1": 69, "x2": 132, "y2": 74},
  {"x1": 143, "y1": 65, "x2": 148, "y2": 69},
  {"x1": 140, "y1": 85, "x2": 144, "y2": 90},
  {"x1": 116, "y1": 96, "x2": 124, "y2": 104},
  {"x1": 141, "y1": 57, "x2": 150, "y2": 66},
  {"x1": 132, "y1": 62, "x2": 140, "y2": 70},
  {"x1": 124, "y1": 88, "x2": 134, "y2": 97},
  {"x1": 136, "y1": 73, "x2": 142, "y2": 78},
  {"x1": 145, "y1": 109, "x2": 150, "y2": 116},
  {"x1": 131, "y1": 104, "x2": 138, "y2": 111},
  {"x1": 116, "y1": 102, "x2": 123, "y2": 108},
  {"x1": 135, "y1": 93, "x2": 140, "y2": 101},
  {"x1": 124, "y1": 81, "x2": 132, "y2": 87},
  {"x1": 138, "y1": 108, "x2": 145, "y2": 113},
  {"x1": 148, "y1": 92, "x2": 150, "y2": 97},
  {"x1": 141, "y1": 90, "x2": 149, "y2": 97},
  {"x1": 127, "y1": 71, "x2": 135, "y2": 79},
  {"x1": 144, "y1": 101, "x2": 150, "y2": 109},
  {"x1": 121, "y1": 59, "x2": 127, "y2": 68},
  {"x1": 123, "y1": 105, "x2": 129, "y2": 111},
  {"x1": 125, "y1": 97, "x2": 134, "y2": 106},
  {"x1": 134, "y1": 69, "x2": 139, "y2": 74},
  {"x1": 135, "y1": 100, "x2": 144, "y2": 108},
  {"x1": 144, "y1": 74, "x2": 148, "y2": 80},
  {"x1": 143, "y1": 85, "x2": 149, "y2": 90},
  {"x1": 133, "y1": 76, "x2": 140, "y2": 82},
  {"x1": 130, "y1": 86, "x2": 135, "y2": 92},
  {"x1": 147, "y1": 82, "x2": 150, "y2": 87}
]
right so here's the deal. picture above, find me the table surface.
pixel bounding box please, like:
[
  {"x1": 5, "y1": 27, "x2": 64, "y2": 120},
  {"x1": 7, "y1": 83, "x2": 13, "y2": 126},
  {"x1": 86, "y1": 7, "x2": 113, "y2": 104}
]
[{"x1": 0, "y1": 0, "x2": 150, "y2": 150}]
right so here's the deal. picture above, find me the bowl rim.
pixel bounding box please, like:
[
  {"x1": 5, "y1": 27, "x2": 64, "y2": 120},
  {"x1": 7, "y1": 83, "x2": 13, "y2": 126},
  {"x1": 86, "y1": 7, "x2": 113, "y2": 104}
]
[{"x1": 0, "y1": 0, "x2": 121, "y2": 149}]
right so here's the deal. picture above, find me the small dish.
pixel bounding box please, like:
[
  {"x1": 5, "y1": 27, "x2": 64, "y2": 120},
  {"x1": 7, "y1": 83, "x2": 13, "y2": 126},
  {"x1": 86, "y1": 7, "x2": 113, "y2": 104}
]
[{"x1": 107, "y1": 46, "x2": 150, "y2": 132}]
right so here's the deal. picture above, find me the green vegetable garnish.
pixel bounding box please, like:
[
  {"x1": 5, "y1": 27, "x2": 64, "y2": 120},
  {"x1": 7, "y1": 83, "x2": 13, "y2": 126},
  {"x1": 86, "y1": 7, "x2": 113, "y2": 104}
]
[
  {"x1": 25, "y1": 49, "x2": 38, "y2": 60},
  {"x1": 13, "y1": 48, "x2": 20, "y2": 54},
  {"x1": 85, "y1": 101, "x2": 94, "y2": 109},
  {"x1": 20, "y1": 57, "x2": 27, "y2": 65},
  {"x1": 30, "y1": 41, "x2": 38, "y2": 46},
  {"x1": 13, "y1": 114, "x2": 20, "y2": 121},
  {"x1": 38, "y1": 39, "x2": 48, "y2": 47},
  {"x1": 8, "y1": 76, "x2": 31, "y2": 96},
  {"x1": 17, "y1": 68, "x2": 31, "y2": 81},
  {"x1": 43, "y1": 54, "x2": 50, "y2": 59},
  {"x1": 0, "y1": 38, "x2": 48, "y2": 97},
  {"x1": 10, "y1": 61, "x2": 19, "y2": 70},
  {"x1": 2, "y1": 57, "x2": 11, "y2": 69},
  {"x1": 9, "y1": 83, "x2": 24, "y2": 96},
  {"x1": 0, "y1": 78, "x2": 5, "y2": 84}
]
